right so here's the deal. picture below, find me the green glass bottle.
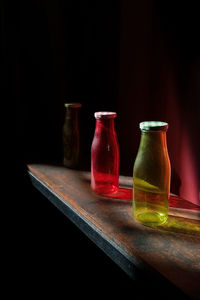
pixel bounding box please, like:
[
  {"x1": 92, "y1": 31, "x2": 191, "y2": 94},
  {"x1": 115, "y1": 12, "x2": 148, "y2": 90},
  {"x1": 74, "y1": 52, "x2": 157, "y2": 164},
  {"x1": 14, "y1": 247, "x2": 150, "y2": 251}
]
[{"x1": 133, "y1": 121, "x2": 171, "y2": 226}]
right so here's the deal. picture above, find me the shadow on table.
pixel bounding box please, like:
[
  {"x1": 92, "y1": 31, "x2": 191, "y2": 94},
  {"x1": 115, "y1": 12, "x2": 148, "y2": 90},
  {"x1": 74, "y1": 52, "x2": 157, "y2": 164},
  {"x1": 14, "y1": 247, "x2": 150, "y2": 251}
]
[
  {"x1": 80, "y1": 172, "x2": 133, "y2": 201},
  {"x1": 98, "y1": 187, "x2": 133, "y2": 201},
  {"x1": 154, "y1": 215, "x2": 200, "y2": 236},
  {"x1": 80, "y1": 172, "x2": 200, "y2": 235},
  {"x1": 94, "y1": 194, "x2": 200, "y2": 236}
]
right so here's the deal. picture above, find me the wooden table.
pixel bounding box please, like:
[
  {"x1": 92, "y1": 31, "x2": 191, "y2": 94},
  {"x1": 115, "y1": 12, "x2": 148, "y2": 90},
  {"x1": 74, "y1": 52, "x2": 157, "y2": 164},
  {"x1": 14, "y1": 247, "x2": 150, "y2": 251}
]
[{"x1": 28, "y1": 164, "x2": 200, "y2": 299}]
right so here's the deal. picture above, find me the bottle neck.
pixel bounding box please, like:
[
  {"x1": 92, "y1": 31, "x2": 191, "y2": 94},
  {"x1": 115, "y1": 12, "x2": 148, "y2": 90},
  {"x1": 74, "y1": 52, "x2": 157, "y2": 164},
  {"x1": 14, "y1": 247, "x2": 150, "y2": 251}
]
[
  {"x1": 65, "y1": 108, "x2": 79, "y2": 127},
  {"x1": 95, "y1": 118, "x2": 115, "y2": 133},
  {"x1": 140, "y1": 130, "x2": 167, "y2": 149}
]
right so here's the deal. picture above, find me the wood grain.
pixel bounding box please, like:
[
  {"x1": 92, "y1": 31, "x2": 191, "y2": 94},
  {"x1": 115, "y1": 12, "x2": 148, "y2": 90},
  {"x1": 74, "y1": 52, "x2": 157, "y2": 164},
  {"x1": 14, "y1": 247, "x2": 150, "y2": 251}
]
[{"x1": 28, "y1": 164, "x2": 200, "y2": 299}]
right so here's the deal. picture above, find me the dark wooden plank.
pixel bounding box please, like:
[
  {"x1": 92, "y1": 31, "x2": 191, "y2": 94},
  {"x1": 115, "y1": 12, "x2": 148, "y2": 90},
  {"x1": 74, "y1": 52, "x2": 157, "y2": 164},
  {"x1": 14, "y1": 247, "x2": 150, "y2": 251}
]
[{"x1": 28, "y1": 164, "x2": 200, "y2": 299}]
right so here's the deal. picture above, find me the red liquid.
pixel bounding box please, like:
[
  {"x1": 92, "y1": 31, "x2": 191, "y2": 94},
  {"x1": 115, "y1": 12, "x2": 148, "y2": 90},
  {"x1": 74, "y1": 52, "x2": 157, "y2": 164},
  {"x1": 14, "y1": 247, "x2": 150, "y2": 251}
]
[{"x1": 91, "y1": 171, "x2": 118, "y2": 194}]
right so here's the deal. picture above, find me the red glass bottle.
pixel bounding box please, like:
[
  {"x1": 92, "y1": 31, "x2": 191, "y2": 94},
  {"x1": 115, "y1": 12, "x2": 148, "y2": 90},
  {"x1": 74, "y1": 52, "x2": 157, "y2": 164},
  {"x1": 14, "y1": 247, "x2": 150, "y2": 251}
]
[{"x1": 91, "y1": 112, "x2": 119, "y2": 195}]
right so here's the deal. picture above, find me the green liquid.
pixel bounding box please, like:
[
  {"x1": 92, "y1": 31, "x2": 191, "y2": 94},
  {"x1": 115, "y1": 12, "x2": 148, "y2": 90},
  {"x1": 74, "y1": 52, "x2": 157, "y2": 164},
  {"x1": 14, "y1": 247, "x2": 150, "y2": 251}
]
[{"x1": 133, "y1": 180, "x2": 168, "y2": 226}]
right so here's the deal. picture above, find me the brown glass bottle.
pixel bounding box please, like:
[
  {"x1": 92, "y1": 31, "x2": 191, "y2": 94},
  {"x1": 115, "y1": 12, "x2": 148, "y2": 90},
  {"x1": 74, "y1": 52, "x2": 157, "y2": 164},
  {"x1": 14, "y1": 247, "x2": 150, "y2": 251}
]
[{"x1": 62, "y1": 103, "x2": 82, "y2": 168}]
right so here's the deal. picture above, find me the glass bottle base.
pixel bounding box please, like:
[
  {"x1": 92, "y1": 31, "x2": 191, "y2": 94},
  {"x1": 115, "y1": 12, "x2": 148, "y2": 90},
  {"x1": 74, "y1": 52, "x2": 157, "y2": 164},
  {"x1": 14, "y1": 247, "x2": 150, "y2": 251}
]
[
  {"x1": 134, "y1": 210, "x2": 168, "y2": 226},
  {"x1": 133, "y1": 186, "x2": 169, "y2": 226},
  {"x1": 92, "y1": 184, "x2": 118, "y2": 195},
  {"x1": 91, "y1": 172, "x2": 119, "y2": 195}
]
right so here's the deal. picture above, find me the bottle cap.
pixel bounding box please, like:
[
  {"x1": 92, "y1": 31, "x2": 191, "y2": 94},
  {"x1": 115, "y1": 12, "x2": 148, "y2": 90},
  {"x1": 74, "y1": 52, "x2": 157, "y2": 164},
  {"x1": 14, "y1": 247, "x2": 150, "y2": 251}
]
[
  {"x1": 64, "y1": 103, "x2": 82, "y2": 108},
  {"x1": 140, "y1": 121, "x2": 168, "y2": 131},
  {"x1": 94, "y1": 112, "x2": 117, "y2": 119}
]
